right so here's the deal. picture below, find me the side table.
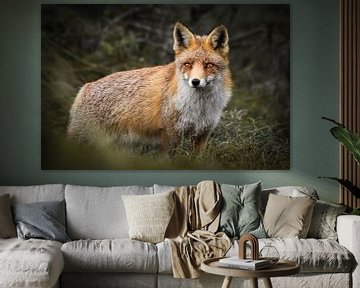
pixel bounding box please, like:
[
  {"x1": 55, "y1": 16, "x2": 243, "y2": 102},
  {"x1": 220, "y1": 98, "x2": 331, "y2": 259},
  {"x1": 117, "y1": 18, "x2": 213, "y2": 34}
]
[{"x1": 201, "y1": 257, "x2": 300, "y2": 288}]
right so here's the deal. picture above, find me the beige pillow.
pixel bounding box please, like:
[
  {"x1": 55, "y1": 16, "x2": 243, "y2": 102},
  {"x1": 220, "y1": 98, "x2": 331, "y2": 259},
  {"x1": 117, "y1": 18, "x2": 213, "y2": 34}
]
[
  {"x1": 263, "y1": 193, "x2": 316, "y2": 238},
  {"x1": 122, "y1": 191, "x2": 175, "y2": 243},
  {"x1": 0, "y1": 194, "x2": 17, "y2": 238}
]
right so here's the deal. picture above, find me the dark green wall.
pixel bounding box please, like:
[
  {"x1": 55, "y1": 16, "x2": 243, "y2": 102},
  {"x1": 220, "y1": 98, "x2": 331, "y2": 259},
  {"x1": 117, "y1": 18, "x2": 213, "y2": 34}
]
[{"x1": 0, "y1": 0, "x2": 340, "y2": 202}]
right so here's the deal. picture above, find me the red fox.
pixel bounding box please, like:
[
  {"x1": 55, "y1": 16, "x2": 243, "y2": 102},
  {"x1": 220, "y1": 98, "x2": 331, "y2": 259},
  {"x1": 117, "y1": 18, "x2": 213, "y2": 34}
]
[{"x1": 67, "y1": 22, "x2": 232, "y2": 153}]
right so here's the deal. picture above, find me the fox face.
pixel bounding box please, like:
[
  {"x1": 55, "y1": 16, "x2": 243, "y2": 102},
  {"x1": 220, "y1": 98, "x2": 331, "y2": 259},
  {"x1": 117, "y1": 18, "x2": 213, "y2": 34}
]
[{"x1": 173, "y1": 22, "x2": 230, "y2": 89}]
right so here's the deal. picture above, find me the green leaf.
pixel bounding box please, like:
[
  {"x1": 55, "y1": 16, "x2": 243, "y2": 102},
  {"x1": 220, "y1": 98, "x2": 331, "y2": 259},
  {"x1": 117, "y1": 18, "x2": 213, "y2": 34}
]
[
  {"x1": 351, "y1": 208, "x2": 360, "y2": 215},
  {"x1": 322, "y1": 117, "x2": 360, "y2": 165},
  {"x1": 322, "y1": 116, "x2": 344, "y2": 127},
  {"x1": 319, "y1": 177, "x2": 360, "y2": 198},
  {"x1": 330, "y1": 126, "x2": 360, "y2": 165}
]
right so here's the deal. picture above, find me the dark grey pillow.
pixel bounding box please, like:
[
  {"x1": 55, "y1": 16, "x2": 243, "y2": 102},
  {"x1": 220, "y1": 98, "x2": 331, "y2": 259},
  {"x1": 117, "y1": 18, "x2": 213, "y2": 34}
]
[
  {"x1": 218, "y1": 182, "x2": 266, "y2": 238},
  {"x1": 12, "y1": 200, "x2": 70, "y2": 243}
]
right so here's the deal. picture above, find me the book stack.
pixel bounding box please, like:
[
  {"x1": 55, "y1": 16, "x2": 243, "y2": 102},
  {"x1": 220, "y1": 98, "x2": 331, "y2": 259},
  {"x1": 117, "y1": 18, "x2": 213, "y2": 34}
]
[{"x1": 218, "y1": 257, "x2": 271, "y2": 270}]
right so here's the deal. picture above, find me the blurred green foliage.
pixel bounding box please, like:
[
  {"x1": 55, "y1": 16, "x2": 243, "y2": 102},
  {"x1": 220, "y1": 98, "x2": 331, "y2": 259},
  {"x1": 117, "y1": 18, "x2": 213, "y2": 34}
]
[{"x1": 41, "y1": 4, "x2": 290, "y2": 170}]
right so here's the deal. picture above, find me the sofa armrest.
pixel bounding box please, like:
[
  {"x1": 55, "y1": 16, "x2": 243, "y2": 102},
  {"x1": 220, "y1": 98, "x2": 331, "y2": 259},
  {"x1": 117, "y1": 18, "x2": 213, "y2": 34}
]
[{"x1": 337, "y1": 215, "x2": 360, "y2": 288}]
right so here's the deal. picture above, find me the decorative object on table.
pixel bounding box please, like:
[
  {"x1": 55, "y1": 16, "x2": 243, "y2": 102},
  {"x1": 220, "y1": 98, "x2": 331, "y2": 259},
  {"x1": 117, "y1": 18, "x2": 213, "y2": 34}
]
[
  {"x1": 218, "y1": 234, "x2": 272, "y2": 271},
  {"x1": 218, "y1": 257, "x2": 271, "y2": 270},
  {"x1": 238, "y1": 233, "x2": 260, "y2": 260},
  {"x1": 259, "y1": 245, "x2": 280, "y2": 265},
  {"x1": 320, "y1": 117, "x2": 360, "y2": 211}
]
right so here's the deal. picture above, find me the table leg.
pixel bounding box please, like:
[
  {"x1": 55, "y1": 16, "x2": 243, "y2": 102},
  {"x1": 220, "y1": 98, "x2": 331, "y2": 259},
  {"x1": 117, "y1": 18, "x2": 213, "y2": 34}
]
[
  {"x1": 263, "y1": 277, "x2": 273, "y2": 288},
  {"x1": 251, "y1": 278, "x2": 258, "y2": 288},
  {"x1": 222, "y1": 276, "x2": 233, "y2": 288}
]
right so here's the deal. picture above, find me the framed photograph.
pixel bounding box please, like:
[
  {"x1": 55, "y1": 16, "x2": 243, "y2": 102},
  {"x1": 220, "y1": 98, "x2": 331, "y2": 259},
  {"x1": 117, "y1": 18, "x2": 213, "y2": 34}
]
[{"x1": 41, "y1": 4, "x2": 290, "y2": 170}]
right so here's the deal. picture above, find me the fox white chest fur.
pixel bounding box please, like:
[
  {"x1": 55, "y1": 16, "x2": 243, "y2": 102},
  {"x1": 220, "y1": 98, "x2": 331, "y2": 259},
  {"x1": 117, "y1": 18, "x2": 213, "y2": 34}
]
[{"x1": 174, "y1": 74, "x2": 231, "y2": 136}]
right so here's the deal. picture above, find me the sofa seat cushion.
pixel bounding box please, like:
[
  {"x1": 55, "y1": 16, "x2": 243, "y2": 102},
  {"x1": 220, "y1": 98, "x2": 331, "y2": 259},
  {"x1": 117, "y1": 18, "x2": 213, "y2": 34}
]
[
  {"x1": 260, "y1": 238, "x2": 353, "y2": 272},
  {"x1": 62, "y1": 239, "x2": 158, "y2": 273},
  {"x1": 230, "y1": 238, "x2": 353, "y2": 273},
  {"x1": 157, "y1": 238, "x2": 353, "y2": 274},
  {"x1": 0, "y1": 238, "x2": 64, "y2": 288}
]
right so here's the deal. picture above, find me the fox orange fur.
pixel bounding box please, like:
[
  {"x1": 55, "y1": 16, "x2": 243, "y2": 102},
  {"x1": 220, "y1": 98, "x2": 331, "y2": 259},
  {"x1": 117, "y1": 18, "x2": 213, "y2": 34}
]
[{"x1": 67, "y1": 22, "x2": 232, "y2": 153}]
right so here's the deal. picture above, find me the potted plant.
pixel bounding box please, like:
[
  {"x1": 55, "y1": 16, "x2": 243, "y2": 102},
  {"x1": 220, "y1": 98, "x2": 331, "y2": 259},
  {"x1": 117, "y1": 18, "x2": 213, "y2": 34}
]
[{"x1": 320, "y1": 117, "x2": 360, "y2": 215}]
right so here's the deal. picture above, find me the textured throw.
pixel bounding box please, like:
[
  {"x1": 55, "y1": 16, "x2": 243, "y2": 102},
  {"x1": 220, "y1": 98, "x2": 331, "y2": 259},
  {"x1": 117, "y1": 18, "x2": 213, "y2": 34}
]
[{"x1": 165, "y1": 180, "x2": 231, "y2": 279}]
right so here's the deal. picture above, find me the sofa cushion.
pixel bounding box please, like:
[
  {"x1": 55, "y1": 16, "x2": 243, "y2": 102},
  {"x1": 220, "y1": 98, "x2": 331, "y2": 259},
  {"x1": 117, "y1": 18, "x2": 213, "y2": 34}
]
[
  {"x1": 263, "y1": 193, "x2": 316, "y2": 238},
  {"x1": 158, "y1": 237, "x2": 353, "y2": 274},
  {"x1": 12, "y1": 200, "x2": 70, "y2": 243},
  {"x1": 260, "y1": 238, "x2": 353, "y2": 273},
  {"x1": 0, "y1": 194, "x2": 16, "y2": 238},
  {"x1": 122, "y1": 191, "x2": 175, "y2": 243},
  {"x1": 0, "y1": 184, "x2": 65, "y2": 204},
  {"x1": 65, "y1": 185, "x2": 153, "y2": 239},
  {"x1": 61, "y1": 239, "x2": 158, "y2": 273},
  {"x1": 156, "y1": 240, "x2": 173, "y2": 274},
  {"x1": 307, "y1": 200, "x2": 347, "y2": 240},
  {"x1": 0, "y1": 238, "x2": 64, "y2": 288},
  {"x1": 218, "y1": 182, "x2": 266, "y2": 238}
]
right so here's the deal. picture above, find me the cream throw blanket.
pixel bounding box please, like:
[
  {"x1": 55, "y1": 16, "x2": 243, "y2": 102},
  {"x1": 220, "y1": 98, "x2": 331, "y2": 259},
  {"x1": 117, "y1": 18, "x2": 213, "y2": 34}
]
[{"x1": 165, "y1": 181, "x2": 231, "y2": 278}]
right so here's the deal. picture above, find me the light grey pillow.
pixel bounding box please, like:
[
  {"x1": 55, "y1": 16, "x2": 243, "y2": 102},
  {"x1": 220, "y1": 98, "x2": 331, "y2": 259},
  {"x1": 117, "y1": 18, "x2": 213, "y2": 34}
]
[
  {"x1": 12, "y1": 200, "x2": 70, "y2": 243},
  {"x1": 218, "y1": 182, "x2": 266, "y2": 238},
  {"x1": 307, "y1": 200, "x2": 347, "y2": 240},
  {"x1": 0, "y1": 194, "x2": 16, "y2": 238}
]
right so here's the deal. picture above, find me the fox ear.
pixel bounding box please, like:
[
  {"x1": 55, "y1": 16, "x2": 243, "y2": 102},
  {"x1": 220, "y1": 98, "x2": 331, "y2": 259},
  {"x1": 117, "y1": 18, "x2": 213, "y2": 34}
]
[
  {"x1": 173, "y1": 22, "x2": 195, "y2": 53},
  {"x1": 207, "y1": 25, "x2": 229, "y2": 55}
]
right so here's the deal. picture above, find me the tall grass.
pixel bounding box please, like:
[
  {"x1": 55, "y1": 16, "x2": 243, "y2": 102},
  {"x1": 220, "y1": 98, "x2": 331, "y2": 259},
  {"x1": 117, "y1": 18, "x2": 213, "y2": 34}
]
[{"x1": 42, "y1": 109, "x2": 289, "y2": 170}]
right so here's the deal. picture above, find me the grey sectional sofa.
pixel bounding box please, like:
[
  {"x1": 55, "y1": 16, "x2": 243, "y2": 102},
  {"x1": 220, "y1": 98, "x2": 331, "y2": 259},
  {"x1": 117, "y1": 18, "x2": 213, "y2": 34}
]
[{"x1": 0, "y1": 184, "x2": 359, "y2": 288}]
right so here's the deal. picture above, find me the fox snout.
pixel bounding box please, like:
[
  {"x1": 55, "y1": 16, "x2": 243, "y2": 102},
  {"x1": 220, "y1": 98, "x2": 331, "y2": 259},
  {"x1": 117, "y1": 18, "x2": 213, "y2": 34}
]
[
  {"x1": 188, "y1": 78, "x2": 212, "y2": 88},
  {"x1": 182, "y1": 63, "x2": 216, "y2": 88},
  {"x1": 191, "y1": 78, "x2": 201, "y2": 87},
  {"x1": 187, "y1": 77, "x2": 206, "y2": 88},
  {"x1": 187, "y1": 75, "x2": 215, "y2": 88}
]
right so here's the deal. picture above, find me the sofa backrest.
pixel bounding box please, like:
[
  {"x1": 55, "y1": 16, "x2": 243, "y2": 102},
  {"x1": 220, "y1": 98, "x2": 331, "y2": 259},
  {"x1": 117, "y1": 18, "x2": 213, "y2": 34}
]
[
  {"x1": 0, "y1": 184, "x2": 65, "y2": 204},
  {"x1": 65, "y1": 184, "x2": 153, "y2": 239},
  {"x1": 153, "y1": 184, "x2": 175, "y2": 194},
  {"x1": 0, "y1": 184, "x2": 320, "y2": 240}
]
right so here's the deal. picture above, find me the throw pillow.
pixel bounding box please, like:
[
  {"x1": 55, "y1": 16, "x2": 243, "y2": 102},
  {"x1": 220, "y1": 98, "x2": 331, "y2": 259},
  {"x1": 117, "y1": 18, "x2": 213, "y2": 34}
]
[
  {"x1": 12, "y1": 200, "x2": 70, "y2": 243},
  {"x1": 307, "y1": 200, "x2": 347, "y2": 240},
  {"x1": 263, "y1": 193, "x2": 316, "y2": 238},
  {"x1": 0, "y1": 194, "x2": 17, "y2": 238},
  {"x1": 218, "y1": 182, "x2": 267, "y2": 238},
  {"x1": 122, "y1": 190, "x2": 175, "y2": 243}
]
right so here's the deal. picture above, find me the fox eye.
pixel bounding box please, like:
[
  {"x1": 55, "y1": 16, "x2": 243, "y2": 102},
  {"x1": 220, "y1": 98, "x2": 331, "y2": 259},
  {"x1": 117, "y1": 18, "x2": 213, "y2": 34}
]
[
  {"x1": 205, "y1": 63, "x2": 215, "y2": 69},
  {"x1": 183, "y1": 63, "x2": 192, "y2": 68}
]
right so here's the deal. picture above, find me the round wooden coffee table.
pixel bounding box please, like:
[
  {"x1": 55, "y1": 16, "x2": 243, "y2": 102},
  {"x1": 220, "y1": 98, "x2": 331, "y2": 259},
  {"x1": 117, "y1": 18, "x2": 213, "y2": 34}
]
[{"x1": 201, "y1": 257, "x2": 300, "y2": 288}]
